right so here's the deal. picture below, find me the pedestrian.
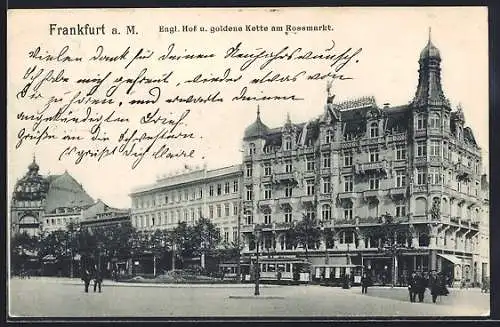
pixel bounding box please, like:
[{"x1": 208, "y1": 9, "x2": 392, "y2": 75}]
[
  {"x1": 429, "y1": 271, "x2": 440, "y2": 303},
  {"x1": 416, "y1": 272, "x2": 427, "y2": 303},
  {"x1": 81, "y1": 269, "x2": 91, "y2": 293},
  {"x1": 408, "y1": 271, "x2": 418, "y2": 302},
  {"x1": 361, "y1": 273, "x2": 369, "y2": 294},
  {"x1": 93, "y1": 267, "x2": 103, "y2": 293}
]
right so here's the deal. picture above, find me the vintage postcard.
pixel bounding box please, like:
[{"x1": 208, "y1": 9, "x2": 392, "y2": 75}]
[{"x1": 7, "y1": 7, "x2": 489, "y2": 318}]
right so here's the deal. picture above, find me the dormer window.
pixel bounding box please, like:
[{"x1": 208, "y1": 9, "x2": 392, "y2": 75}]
[
  {"x1": 369, "y1": 122, "x2": 379, "y2": 138},
  {"x1": 325, "y1": 129, "x2": 333, "y2": 144},
  {"x1": 249, "y1": 143, "x2": 256, "y2": 155},
  {"x1": 284, "y1": 137, "x2": 292, "y2": 151}
]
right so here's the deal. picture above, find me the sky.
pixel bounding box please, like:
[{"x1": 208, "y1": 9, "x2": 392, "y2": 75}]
[{"x1": 7, "y1": 7, "x2": 489, "y2": 208}]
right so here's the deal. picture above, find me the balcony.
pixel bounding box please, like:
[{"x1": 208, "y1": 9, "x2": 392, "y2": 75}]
[
  {"x1": 389, "y1": 187, "x2": 407, "y2": 199},
  {"x1": 319, "y1": 193, "x2": 333, "y2": 202},
  {"x1": 354, "y1": 160, "x2": 388, "y2": 176},
  {"x1": 415, "y1": 129, "x2": 427, "y2": 138},
  {"x1": 356, "y1": 216, "x2": 380, "y2": 225},
  {"x1": 258, "y1": 199, "x2": 274, "y2": 210},
  {"x1": 428, "y1": 128, "x2": 442, "y2": 136},
  {"x1": 363, "y1": 189, "x2": 383, "y2": 200},
  {"x1": 389, "y1": 133, "x2": 407, "y2": 142},
  {"x1": 260, "y1": 175, "x2": 272, "y2": 183},
  {"x1": 414, "y1": 156, "x2": 427, "y2": 166},
  {"x1": 277, "y1": 197, "x2": 293, "y2": 209},
  {"x1": 456, "y1": 163, "x2": 474, "y2": 181},
  {"x1": 300, "y1": 195, "x2": 315, "y2": 207},
  {"x1": 337, "y1": 192, "x2": 357, "y2": 201},
  {"x1": 240, "y1": 224, "x2": 255, "y2": 233},
  {"x1": 341, "y1": 140, "x2": 360, "y2": 149},
  {"x1": 412, "y1": 185, "x2": 427, "y2": 193},
  {"x1": 360, "y1": 136, "x2": 384, "y2": 147},
  {"x1": 272, "y1": 171, "x2": 297, "y2": 183}
]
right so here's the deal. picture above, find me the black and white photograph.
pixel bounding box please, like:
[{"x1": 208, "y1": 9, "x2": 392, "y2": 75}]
[{"x1": 6, "y1": 6, "x2": 490, "y2": 318}]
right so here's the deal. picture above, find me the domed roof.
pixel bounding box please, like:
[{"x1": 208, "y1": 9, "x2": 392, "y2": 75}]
[
  {"x1": 420, "y1": 29, "x2": 440, "y2": 60},
  {"x1": 244, "y1": 107, "x2": 269, "y2": 140},
  {"x1": 28, "y1": 157, "x2": 39, "y2": 172}
]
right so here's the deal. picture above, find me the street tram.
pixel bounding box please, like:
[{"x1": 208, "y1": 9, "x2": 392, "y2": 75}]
[
  {"x1": 311, "y1": 264, "x2": 364, "y2": 286},
  {"x1": 257, "y1": 257, "x2": 312, "y2": 282}
]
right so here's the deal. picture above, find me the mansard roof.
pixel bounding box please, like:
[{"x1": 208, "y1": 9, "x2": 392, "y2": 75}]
[{"x1": 44, "y1": 171, "x2": 94, "y2": 214}]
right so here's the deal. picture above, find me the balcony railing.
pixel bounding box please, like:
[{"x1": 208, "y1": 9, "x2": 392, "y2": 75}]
[
  {"x1": 363, "y1": 189, "x2": 382, "y2": 199},
  {"x1": 258, "y1": 199, "x2": 274, "y2": 209},
  {"x1": 272, "y1": 171, "x2": 297, "y2": 183},
  {"x1": 389, "y1": 187, "x2": 407, "y2": 198},
  {"x1": 360, "y1": 136, "x2": 385, "y2": 147},
  {"x1": 354, "y1": 160, "x2": 388, "y2": 175},
  {"x1": 300, "y1": 195, "x2": 315, "y2": 207},
  {"x1": 337, "y1": 192, "x2": 357, "y2": 200}
]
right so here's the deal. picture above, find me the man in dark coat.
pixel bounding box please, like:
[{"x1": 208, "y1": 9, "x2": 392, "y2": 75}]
[
  {"x1": 430, "y1": 271, "x2": 449, "y2": 303},
  {"x1": 408, "y1": 271, "x2": 418, "y2": 302},
  {"x1": 81, "y1": 269, "x2": 91, "y2": 293},
  {"x1": 361, "y1": 273, "x2": 370, "y2": 294},
  {"x1": 93, "y1": 267, "x2": 103, "y2": 293},
  {"x1": 416, "y1": 272, "x2": 427, "y2": 303}
]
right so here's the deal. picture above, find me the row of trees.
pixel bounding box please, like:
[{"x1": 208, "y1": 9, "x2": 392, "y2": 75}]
[{"x1": 10, "y1": 217, "x2": 240, "y2": 277}]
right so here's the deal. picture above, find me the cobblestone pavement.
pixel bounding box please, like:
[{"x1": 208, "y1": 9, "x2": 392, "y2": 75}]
[{"x1": 8, "y1": 277, "x2": 490, "y2": 318}]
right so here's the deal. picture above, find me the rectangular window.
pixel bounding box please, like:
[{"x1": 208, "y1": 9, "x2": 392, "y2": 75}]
[
  {"x1": 344, "y1": 153, "x2": 353, "y2": 167},
  {"x1": 224, "y1": 182, "x2": 230, "y2": 194},
  {"x1": 285, "y1": 185, "x2": 293, "y2": 197},
  {"x1": 322, "y1": 177, "x2": 331, "y2": 194},
  {"x1": 199, "y1": 188, "x2": 203, "y2": 199},
  {"x1": 264, "y1": 162, "x2": 272, "y2": 176},
  {"x1": 396, "y1": 170, "x2": 406, "y2": 187},
  {"x1": 369, "y1": 177, "x2": 379, "y2": 190},
  {"x1": 264, "y1": 184, "x2": 272, "y2": 199},
  {"x1": 417, "y1": 115, "x2": 426, "y2": 130},
  {"x1": 264, "y1": 213, "x2": 272, "y2": 224},
  {"x1": 430, "y1": 140, "x2": 441, "y2": 156},
  {"x1": 369, "y1": 150, "x2": 379, "y2": 162},
  {"x1": 395, "y1": 145, "x2": 406, "y2": 160},
  {"x1": 284, "y1": 210, "x2": 292, "y2": 223},
  {"x1": 344, "y1": 176, "x2": 353, "y2": 192},
  {"x1": 217, "y1": 184, "x2": 222, "y2": 196},
  {"x1": 429, "y1": 115, "x2": 440, "y2": 128},
  {"x1": 246, "y1": 164, "x2": 253, "y2": 177},
  {"x1": 233, "y1": 202, "x2": 238, "y2": 215},
  {"x1": 396, "y1": 205, "x2": 406, "y2": 217},
  {"x1": 428, "y1": 168, "x2": 441, "y2": 184},
  {"x1": 209, "y1": 185, "x2": 214, "y2": 197},
  {"x1": 306, "y1": 156, "x2": 315, "y2": 171},
  {"x1": 246, "y1": 186, "x2": 253, "y2": 201},
  {"x1": 344, "y1": 208, "x2": 353, "y2": 220},
  {"x1": 322, "y1": 153, "x2": 331, "y2": 168},
  {"x1": 217, "y1": 204, "x2": 222, "y2": 218},
  {"x1": 285, "y1": 161, "x2": 292, "y2": 173},
  {"x1": 416, "y1": 168, "x2": 427, "y2": 185},
  {"x1": 417, "y1": 141, "x2": 427, "y2": 157},
  {"x1": 224, "y1": 203, "x2": 230, "y2": 216},
  {"x1": 224, "y1": 232, "x2": 229, "y2": 243},
  {"x1": 306, "y1": 179, "x2": 315, "y2": 196},
  {"x1": 233, "y1": 230, "x2": 238, "y2": 242},
  {"x1": 233, "y1": 180, "x2": 239, "y2": 192}
]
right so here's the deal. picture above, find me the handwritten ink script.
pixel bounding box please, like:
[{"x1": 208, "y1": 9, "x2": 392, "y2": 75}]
[{"x1": 13, "y1": 24, "x2": 362, "y2": 169}]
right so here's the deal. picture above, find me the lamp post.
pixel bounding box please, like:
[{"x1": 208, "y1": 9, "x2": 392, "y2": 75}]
[{"x1": 254, "y1": 224, "x2": 262, "y2": 296}]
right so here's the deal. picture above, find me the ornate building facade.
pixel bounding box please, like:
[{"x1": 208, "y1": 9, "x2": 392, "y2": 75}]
[
  {"x1": 129, "y1": 165, "x2": 242, "y2": 245},
  {"x1": 240, "y1": 36, "x2": 488, "y2": 286},
  {"x1": 10, "y1": 158, "x2": 94, "y2": 236}
]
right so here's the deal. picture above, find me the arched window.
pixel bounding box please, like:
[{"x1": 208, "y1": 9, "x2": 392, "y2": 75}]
[
  {"x1": 415, "y1": 197, "x2": 427, "y2": 215},
  {"x1": 249, "y1": 143, "x2": 256, "y2": 155},
  {"x1": 370, "y1": 122, "x2": 379, "y2": 138},
  {"x1": 284, "y1": 137, "x2": 292, "y2": 150},
  {"x1": 322, "y1": 204, "x2": 332, "y2": 221},
  {"x1": 325, "y1": 129, "x2": 333, "y2": 144}
]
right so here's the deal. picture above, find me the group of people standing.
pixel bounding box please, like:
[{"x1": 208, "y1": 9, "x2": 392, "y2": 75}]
[
  {"x1": 408, "y1": 270, "x2": 449, "y2": 303},
  {"x1": 81, "y1": 266, "x2": 103, "y2": 293}
]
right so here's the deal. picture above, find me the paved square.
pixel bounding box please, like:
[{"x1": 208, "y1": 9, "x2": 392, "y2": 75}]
[{"x1": 9, "y1": 277, "x2": 489, "y2": 318}]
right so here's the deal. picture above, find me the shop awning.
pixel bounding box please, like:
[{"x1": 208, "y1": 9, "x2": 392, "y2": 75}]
[{"x1": 438, "y1": 253, "x2": 463, "y2": 265}]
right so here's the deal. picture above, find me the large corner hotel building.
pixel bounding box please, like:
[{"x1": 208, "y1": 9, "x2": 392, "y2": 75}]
[{"x1": 130, "y1": 36, "x2": 489, "y2": 285}]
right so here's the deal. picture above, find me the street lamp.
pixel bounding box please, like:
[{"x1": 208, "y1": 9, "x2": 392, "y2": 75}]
[{"x1": 254, "y1": 224, "x2": 262, "y2": 296}]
